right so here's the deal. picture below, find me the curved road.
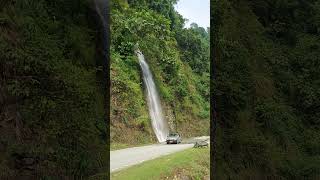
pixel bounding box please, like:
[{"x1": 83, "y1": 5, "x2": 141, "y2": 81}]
[{"x1": 110, "y1": 136, "x2": 209, "y2": 172}]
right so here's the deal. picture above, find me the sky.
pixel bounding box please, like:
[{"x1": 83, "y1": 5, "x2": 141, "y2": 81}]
[{"x1": 174, "y1": 0, "x2": 210, "y2": 28}]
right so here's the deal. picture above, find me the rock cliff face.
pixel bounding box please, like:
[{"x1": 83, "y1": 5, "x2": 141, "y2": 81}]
[{"x1": 163, "y1": 103, "x2": 177, "y2": 132}]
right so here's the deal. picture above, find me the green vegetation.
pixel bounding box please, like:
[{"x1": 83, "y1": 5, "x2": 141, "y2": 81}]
[
  {"x1": 213, "y1": 0, "x2": 320, "y2": 179},
  {"x1": 110, "y1": 0, "x2": 210, "y2": 146},
  {"x1": 0, "y1": 0, "x2": 107, "y2": 178},
  {"x1": 111, "y1": 147, "x2": 210, "y2": 180}
]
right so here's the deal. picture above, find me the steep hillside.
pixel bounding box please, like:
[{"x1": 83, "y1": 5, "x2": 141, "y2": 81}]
[
  {"x1": 110, "y1": 0, "x2": 210, "y2": 146},
  {"x1": 0, "y1": 0, "x2": 108, "y2": 178},
  {"x1": 213, "y1": 0, "x2": 320, "y2": 179}
]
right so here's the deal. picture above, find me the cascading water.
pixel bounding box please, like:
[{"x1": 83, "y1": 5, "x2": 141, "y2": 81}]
[
  {"x1": 94, "y1": 0, "x2": 108, "y2": 51},
  {"x1": 136, "y1": 50, "x2": 169, "y2": 142}
]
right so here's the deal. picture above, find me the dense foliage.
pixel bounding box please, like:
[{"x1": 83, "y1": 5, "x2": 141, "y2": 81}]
[
  {"x1": 213, "y1": 0, "x2": 320, "y2": 179},
  {"x1": 0, "y1": 0, "x2": 108, "y2": 178},
  {"x1": 110, "y1": 0, "x2": 210, "y2": 146}
]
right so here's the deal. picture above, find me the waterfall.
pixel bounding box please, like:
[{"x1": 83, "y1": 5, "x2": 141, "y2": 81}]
[
  {"x1": 94, "y1": 0, "x2": 108, "y2": 49},
  {"x1": 136, "y1": 50, "x2": 169, "y2": 142}
]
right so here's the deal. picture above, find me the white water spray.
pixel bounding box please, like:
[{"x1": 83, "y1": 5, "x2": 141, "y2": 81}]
[{"x1": 136, "y1": 50, "x2": 169, "y2": 142}]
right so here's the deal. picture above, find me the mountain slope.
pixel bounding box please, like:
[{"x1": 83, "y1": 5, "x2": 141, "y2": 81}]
[
  {"x1": 0, "y1": 0, "x2": 108, "y2": 178},
  {"x1": 213, "y1": 0, "x2": 320, "y2": 179},
  {"x1": 110, "y1": 0, "x2": 210, "y2": 146}
]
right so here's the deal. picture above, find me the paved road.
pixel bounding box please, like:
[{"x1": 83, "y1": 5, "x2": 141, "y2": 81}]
[{"x1": 110, "y1": 136, "x2": 209, "y2": 172}]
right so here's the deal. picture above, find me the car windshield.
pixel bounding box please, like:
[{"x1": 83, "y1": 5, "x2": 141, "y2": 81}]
[{"x1": 168, "y1": 133, "x2": 178, "y2": 137}]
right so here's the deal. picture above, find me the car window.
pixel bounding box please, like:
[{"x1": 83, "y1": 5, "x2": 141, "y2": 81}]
[{"x1": 168, "y1": 133, "x2": 180, "y2": 137}]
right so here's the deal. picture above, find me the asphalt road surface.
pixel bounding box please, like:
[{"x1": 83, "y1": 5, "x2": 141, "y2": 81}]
[{"x1": 110, "y1": 136, "x2": 209, "y2": 172}]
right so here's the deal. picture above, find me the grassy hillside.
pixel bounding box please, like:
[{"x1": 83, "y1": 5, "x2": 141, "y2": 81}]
[
  {"x1": 0, "y1": 0, "x2": 108, "y2": 178},
  {"x1": 110, "y1": 0, "x2": 210, "y2": 146},
  {"x1": 213, "y1": 0, "x2": 320, "y2": 179}
]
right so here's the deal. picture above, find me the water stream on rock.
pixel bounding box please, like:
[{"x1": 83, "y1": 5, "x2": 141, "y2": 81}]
[{"x1": 136, "y1": 50, "x2": 169, "y2": 142}]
